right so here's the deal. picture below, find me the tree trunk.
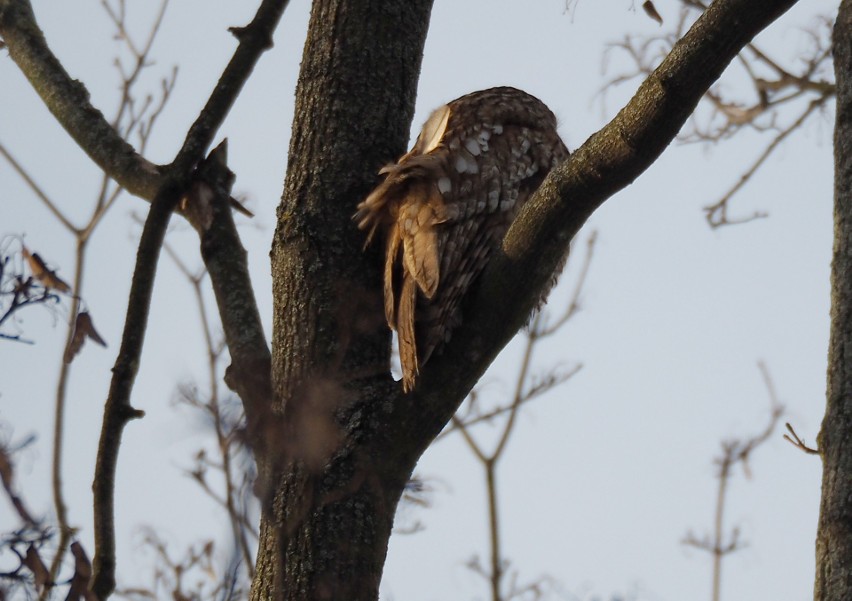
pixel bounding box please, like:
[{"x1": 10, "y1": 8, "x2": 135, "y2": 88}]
[
  {"x1": 815, "y1": 3, "x2": 852, "y2": 599},
  {"x1": 254, "y1": 1, "x2": 433, "y2": 599}
]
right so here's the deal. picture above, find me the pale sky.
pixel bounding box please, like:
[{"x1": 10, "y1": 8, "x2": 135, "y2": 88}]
[{"x1": 0, "y1": 1, "x2": 838, "y2": 599}]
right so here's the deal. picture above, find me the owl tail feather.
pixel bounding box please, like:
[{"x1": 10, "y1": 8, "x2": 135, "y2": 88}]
[
  {"x1": 384, "y1": 230, "x2": 401, "y2": 328},
  {"x1": 397, "y1": 276, "x2": 419, "y2": 393},
  {"x1": 400, "y1": 186, "x2": 442, "y2": 300},
  {"x1": 354, "y1": 165, "x2": 398, "y2": 249}
]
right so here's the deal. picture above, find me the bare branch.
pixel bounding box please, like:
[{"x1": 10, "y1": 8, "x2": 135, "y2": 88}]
[
  {"x1": 165, "y1": 241, "x2": 258, "y2": 575},
  {"x1": 185, "y1": 143, "x2": 272, "y2": 449},
  {"x1": 91, "y1": 183, "x2": 177, "y2": 600},
  {"x1": 601, "y1": 2, "x2": 834, "y2": 228},
  {"x1": 0, "y1": 0, "x2": 162, "y2": 200},
  {"x1": 172, "y1": 0, "x2": 291, "y2": 169},
  {"x1": 441, "y1": 232, "x2": 594, "y2": 601},
  {"x1": 0, "y1": 144, "x2": 76, "y2": 232},
  {"x1": 704, "y1": 95, "x2": 830, "y2": 228},
  {"x1": 784, "y1": 422, "x2": 819, "y2": 455},
  {"x1": 684, "y1": 362, "x2": 785, "y2": 601},
  {"x1": 0, "y1": 439, "x2": 39, "y2": 527},
  {"x1": 89, "y1": 1, "x2": 290, "y2": 594}
]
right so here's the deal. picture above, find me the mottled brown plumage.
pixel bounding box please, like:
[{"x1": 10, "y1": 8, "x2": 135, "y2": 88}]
[{"x1": 355, "y1": 87, "x2": 569, "y2": 392}]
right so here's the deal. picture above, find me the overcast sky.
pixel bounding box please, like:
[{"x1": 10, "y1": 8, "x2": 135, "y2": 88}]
[{"x1": 0, "y1": 1, "x2": 839, "y2": 599}]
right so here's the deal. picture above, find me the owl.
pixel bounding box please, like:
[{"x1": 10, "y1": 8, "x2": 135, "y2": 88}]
[{"x1": 355, "y1": 87, "x2": 569, "y2": 392}]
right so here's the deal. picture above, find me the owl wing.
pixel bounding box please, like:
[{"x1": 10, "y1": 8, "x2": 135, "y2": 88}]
[
  {"x1": 417, "y1": 118, "x2": 569, "y2": 368},
  {"x1": 356, "y1": 87, "x2": 570, "y2": 392}
]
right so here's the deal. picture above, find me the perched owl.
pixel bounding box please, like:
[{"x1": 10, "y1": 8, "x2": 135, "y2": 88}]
[{"x1": 355, "y1": 87, "x2": 569, "y2": 392}]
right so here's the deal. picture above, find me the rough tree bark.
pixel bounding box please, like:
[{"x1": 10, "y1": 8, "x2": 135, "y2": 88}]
[
  {"x1": 815, "y1": 2, "x2": 852, "y2": 599},
  {"x1": 257, "y1": 1, "x2": 434, "y2": 599}
]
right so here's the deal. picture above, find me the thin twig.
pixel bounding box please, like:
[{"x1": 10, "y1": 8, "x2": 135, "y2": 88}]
[
  {"x1": 784, "y1": 422, "x2": 819, "y2": 455},
  {"x1": 0, "y1": 442, "x2": 39, "y2": 527},
  {"x1": 0, "y1": 0, "x2": 162, "y2": 200},
  {"x1": 165, "y1": 242, "x2": 256, "y2": 576},
  {"x1": 0, "y1": 143, "x2": 76, "y2": 233},
  {"x1": 704, "y1": 95, "x2": 829, "y2": 228},
  {"x1": 444, "y1": 232, "x2": 595, "y2": 601},
  {"x1": 601, "y1": 2, "x2": 834, "y2": 228},
  {"x1": 42, "y1": 238, "x2": 85, "y2": 598},
  {"x1": 683, "y1": 361, "x2": 784, "y2": 601}
]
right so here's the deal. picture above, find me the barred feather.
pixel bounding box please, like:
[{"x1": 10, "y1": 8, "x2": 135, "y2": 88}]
[{"x1": 356, "y1": 87, "x2": 570, "y2": 392}]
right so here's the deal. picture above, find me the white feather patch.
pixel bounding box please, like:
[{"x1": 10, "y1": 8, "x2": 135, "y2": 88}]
[
  {"x1": 416, "y1": 105, "x2": 451, "y2": 155},
  {"x1": 463, "y1": 137, "x2": 481, "y2": 156}
]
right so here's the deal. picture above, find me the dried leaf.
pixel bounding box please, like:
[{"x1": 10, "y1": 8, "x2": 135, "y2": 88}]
[
  {"x1": 0, "y1": 445, "x2": 38, "y2": 525},
  {"x1": 64, "y1": 312, "x2": 107, "y2": 364},
  {"x1": 22, "y1": 246, "x2": 71, "y2": 293},
  {"x1": 66, "y1": 542, "x2": 97, "y2": 601},
  {"x1": 79, "y1": 312, "x2": 106, "y2": 346},
  {"x1": 24, "y1": 544, "x2": 50, "y2": 592},
  {"x1": 643, "y1": 0, "x2": 663, "y2": 24},
  {"x1": 0, "y1": 447, "x2": 12, "y2": 490},
  {"x1": 64, "y1": 327, "x2": 85, "y2": 364}
]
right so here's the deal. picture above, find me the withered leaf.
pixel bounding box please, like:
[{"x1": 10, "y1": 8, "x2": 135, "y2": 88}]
[
  {"x1": 643, "y1": 0, "x2": 663, "y2": 24},
  {"x1": 22, "y1": 246, "x2": 71, "y2": 293},
  {"x1": 67, "y1": 542, "x2": 97, "y2": 601},
  {"x1": 64, "y1": 311, "x2": 107, "y2": 364},
  {"x1": 0, "y1": 446, "x2": 12, "y2": 489},
  {"x1": 24, "y1": 544, "x2": 50, "y2": 592}
]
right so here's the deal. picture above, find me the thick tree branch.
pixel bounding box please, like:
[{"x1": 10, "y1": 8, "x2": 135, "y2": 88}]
[
  {"x1": 0, "y1": 0, "x2": 289, "y2": 202},
  {"x1": 171, "y1": 0, "x2": 289, "y2": 429},
  {"x1": 186, "y1": 142, "x2": 273, "y2": 447},
  {"x1": 402, "y1": 0, "x2": 805, "y2": 453},
  {"x1": 0, "y1": 0, "x2": 162, "y2": 200}
]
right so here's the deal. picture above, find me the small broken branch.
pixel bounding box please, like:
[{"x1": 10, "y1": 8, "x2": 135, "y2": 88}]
[{"x1": 784, "y1": 422, "x2": 819, "y2": 455}]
